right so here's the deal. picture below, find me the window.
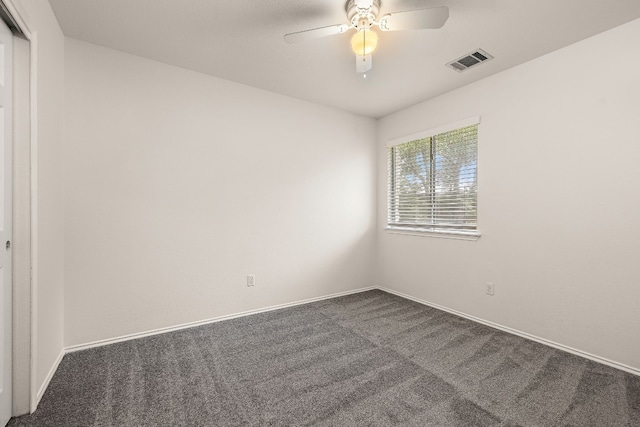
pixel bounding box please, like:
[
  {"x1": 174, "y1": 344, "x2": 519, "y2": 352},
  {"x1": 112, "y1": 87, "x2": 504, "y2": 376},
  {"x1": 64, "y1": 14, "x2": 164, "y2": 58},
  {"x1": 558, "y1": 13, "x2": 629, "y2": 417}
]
[{"x1": 387, "y1": 118, "x2": 478, "y2": 235}]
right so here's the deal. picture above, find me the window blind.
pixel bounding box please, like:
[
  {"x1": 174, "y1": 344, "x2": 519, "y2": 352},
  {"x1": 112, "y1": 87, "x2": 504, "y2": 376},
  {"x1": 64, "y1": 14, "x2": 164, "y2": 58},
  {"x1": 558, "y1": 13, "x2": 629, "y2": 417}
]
[{"x1": 388, "y1": 124, "x2": 477, "y2": 232}]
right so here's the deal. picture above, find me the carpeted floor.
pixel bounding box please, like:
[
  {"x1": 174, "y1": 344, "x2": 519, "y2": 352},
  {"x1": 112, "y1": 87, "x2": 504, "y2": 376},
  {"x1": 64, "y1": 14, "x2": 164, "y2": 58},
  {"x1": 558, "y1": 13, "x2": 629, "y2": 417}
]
[{"x1": 10, "y1": 289, "x2": 640, "y2": 426}]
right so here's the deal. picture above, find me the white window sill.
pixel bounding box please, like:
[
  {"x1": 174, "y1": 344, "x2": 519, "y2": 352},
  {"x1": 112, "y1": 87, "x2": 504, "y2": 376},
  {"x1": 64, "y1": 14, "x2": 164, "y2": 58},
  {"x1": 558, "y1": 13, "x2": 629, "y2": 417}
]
[{"x1": 385, "y1": 226, "x2": 481, "y2": 241}]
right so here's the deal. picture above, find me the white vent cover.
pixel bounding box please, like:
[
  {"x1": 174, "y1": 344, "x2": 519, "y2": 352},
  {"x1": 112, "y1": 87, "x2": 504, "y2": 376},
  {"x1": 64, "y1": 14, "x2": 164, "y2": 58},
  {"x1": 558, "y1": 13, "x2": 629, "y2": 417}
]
[{"x1": 446, "y1": 49, "x2": 493, "y2": 72}]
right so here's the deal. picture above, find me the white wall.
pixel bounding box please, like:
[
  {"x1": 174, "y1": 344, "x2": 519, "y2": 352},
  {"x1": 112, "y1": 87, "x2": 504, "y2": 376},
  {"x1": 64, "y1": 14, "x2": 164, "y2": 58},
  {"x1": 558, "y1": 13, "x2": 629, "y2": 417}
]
[
  {"x1": 63, "y1": 38, "x2": 377, "y2": 347},
  {"x1": 377, "y1": 18, "x2": 640, "y2": 371},
  {"x1": 10, "y1": 0, "x2": 66, "y2": 409}
]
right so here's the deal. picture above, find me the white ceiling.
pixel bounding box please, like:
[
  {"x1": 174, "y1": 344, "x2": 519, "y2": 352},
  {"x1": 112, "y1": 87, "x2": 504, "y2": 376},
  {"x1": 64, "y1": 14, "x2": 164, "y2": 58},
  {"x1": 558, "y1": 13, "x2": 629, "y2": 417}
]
[{"x1": 49, "y1": 0, "x2": 640, "y2": 118}]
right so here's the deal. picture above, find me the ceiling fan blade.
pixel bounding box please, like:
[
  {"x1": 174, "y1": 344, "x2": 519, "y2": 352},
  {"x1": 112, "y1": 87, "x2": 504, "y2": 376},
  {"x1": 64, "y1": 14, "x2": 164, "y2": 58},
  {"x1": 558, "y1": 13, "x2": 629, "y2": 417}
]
[
  {"x1": 284, "y1": 24, "x2": 350, "y2": 44},
  {"x1": 379, "y1": 6, "x2": 449, "y2": 31}
]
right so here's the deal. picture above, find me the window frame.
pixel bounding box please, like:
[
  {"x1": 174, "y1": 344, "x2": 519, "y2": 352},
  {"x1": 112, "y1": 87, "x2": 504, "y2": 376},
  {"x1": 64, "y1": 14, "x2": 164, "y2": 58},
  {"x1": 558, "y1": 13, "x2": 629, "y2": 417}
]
[{"x1": 385, "y1": 116, "x2": 481, "y2": 241}]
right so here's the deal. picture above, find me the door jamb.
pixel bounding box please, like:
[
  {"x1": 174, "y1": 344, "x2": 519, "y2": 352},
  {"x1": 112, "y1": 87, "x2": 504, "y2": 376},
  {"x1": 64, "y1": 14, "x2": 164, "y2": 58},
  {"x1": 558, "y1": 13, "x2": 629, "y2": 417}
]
[{"x1": 0, "y1": 0, "x2": 38, "y2": 414}]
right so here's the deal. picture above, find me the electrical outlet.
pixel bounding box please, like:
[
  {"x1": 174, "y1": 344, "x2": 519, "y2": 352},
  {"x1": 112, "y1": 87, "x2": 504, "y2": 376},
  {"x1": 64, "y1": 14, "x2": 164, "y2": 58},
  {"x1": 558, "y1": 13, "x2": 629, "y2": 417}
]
[
  {"x1": 485, "y1": 282, "x2": 494, "y2": 296},
  {"x1": 247, "y1": 274, "x2": 255, "y2": 287}
]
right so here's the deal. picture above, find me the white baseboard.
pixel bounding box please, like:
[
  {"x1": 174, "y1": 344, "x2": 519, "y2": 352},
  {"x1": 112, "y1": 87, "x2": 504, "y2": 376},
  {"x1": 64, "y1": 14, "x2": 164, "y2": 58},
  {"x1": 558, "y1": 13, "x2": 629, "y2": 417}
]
[
  {"x1": 377, "y1": 286, "x2": 640, "y2": 377},
  {"x1": 31, "y1": 287, "x2": 374, "y2": 412},
  {"x1": 35, "y1": 349, "x2": 64, "y2": 411},
  {"x1": 35, "y1": 284, "x2": 639, "y2": 414},
  {"x1": 65, "y1": 286, "x2": 376, "y2": 353}
]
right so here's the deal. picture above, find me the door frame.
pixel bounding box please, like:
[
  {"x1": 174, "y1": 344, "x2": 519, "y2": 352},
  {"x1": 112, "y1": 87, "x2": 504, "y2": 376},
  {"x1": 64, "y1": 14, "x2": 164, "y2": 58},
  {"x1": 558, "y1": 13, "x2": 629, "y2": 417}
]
[{"x1": 0, "y1": 0, "x2": 38, "y2": 415}]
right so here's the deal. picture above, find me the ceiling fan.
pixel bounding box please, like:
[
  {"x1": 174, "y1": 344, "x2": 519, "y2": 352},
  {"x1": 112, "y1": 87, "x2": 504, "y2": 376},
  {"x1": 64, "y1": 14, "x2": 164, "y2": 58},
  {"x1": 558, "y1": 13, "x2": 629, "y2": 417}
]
[{"x1": 284, "y1": 0, "x2": 449, "y2": 75}]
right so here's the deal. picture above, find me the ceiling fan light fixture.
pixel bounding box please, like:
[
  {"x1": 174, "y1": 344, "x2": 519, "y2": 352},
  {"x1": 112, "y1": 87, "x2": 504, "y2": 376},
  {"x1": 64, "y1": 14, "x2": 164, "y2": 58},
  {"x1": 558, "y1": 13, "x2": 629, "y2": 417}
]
[{"x1": 350, "y1": 28, "x2": 378, "y2": 56}]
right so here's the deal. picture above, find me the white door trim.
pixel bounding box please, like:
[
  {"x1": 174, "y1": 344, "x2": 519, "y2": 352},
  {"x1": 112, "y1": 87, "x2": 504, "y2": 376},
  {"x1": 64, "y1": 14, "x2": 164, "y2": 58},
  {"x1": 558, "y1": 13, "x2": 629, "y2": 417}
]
[
  {"x1": 0, "y1": 0, "x2": 37, "y2": 414},
  {"x1": 0, "y1": 12, "x2": 13, "y2": 425}
]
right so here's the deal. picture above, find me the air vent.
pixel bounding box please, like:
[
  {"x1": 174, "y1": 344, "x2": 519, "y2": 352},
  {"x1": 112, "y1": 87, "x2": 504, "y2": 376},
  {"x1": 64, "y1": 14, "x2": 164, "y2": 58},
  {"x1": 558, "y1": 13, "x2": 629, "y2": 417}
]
[{"x1": 446, "y1": 49, "x2": 494, "y2": 72}]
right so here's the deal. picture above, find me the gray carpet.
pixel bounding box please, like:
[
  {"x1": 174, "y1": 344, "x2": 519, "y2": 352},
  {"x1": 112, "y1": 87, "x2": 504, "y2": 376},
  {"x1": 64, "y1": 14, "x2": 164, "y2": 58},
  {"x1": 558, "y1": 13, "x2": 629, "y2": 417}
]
[{"x1": 10, "y1": 290, "x2": 640, "y2": 426}]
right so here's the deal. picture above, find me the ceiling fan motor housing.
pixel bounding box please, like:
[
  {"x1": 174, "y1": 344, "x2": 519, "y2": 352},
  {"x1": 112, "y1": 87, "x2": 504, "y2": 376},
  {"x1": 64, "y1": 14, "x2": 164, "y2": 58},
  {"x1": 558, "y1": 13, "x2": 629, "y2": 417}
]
[{"x1": 346, "y1": 0, "x2": 380, "y2": 26}]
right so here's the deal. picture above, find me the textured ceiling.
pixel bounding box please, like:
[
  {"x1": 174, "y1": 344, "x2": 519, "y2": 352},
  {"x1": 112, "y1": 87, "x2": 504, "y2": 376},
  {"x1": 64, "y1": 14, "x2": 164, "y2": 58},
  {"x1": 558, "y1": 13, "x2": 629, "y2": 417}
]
[{"x1": 49, "y1": 0, "x2": 640, "y2": 118}]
